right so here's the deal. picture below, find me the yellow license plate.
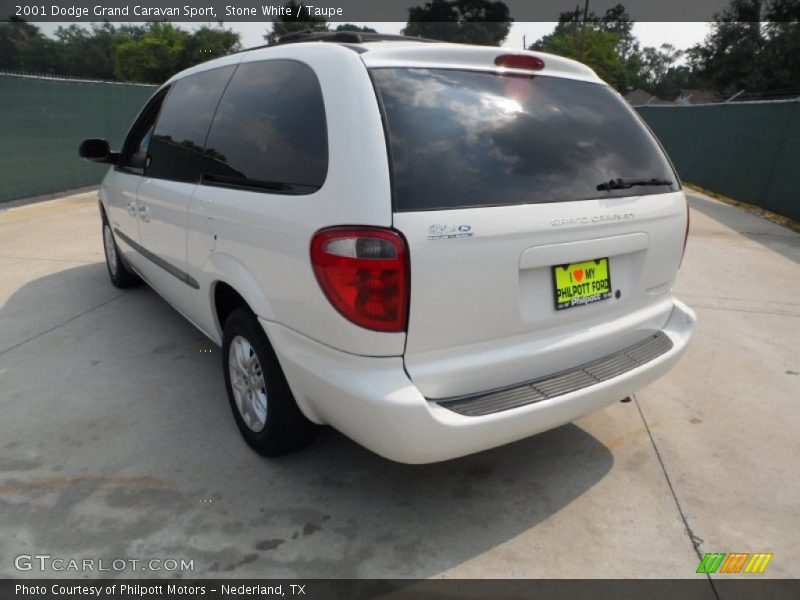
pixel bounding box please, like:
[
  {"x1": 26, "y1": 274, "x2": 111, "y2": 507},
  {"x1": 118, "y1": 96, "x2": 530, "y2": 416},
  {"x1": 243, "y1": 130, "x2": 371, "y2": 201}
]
[{"x1": 552, "y1": 258, "x2": 612, "y2": 311}]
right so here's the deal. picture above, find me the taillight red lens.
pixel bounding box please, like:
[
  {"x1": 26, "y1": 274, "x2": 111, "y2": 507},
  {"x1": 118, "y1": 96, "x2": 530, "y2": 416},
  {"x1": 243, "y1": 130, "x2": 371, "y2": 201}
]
[
  {"x1": 680, "y1": 200, "x2": 690, "y2": 267},
  {"x1": 310, "y1": 227, "x2": 409, "y2": 332},
  {"x1": 494, "y1": 54, "x2": 545, "y2": 71}
]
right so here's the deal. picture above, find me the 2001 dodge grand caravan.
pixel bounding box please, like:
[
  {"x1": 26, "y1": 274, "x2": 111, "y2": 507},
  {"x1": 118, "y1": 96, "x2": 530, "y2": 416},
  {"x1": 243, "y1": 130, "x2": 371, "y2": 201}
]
[{"x1": 80, "y1": 32, "x2": 696, "y2": 464}]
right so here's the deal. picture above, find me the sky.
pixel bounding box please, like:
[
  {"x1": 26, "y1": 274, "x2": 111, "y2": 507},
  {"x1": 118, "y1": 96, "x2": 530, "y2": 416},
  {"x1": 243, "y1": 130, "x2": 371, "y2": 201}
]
[
  {"x1": 36, "y1": 21, "x2": 711, "y2": 52},
  {"x1": 221, "y1": 21, "x2": 711, "y2": 50}
]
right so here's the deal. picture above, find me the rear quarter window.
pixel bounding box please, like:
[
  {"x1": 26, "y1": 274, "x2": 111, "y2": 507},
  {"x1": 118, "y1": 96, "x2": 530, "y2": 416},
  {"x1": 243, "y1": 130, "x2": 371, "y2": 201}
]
[
  {"x1": 370, "y1": 68, "x2": 678, "y2": 212},
  {"x1": 201, "y1": 59, "x2": 328, "y2": 194}
]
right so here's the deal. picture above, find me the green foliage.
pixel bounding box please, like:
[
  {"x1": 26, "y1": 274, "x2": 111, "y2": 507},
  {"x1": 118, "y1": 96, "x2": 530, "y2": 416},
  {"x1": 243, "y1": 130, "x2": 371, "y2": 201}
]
[
  {"x1": 530, "y1": 4, "x2": 648, "y2": 92},
  {"x1": 114, "y1": 23, "x2": 241, "y2": 83},
  {"x1": 0, "y1": 18, "x2": 59, "y2": 73},
  {"x1": 687, "y1": 0, "x2": 800, "y2": 94},
  {"x1": 531, "y1": 0, "x2": 799, "y2": 98},
  {"x1": 19, "y1": 34, "x2": 64, "y2": 75},
  {"x1": 534, "y1": 25, "x2": 632, "y2": 90},
  {"x1": 686, "y1": 0, "x2": 766, "y2": 93},
  {"x1": 55, "y1": 23, "x2": 116, "y2": 80},
  {"x1": 636, "y1": 44, "x2": 703, "y2": 99},
  {"x1": 0, "y1": 20, "x2": 241, "y2": 83},
  {"x1": 761, "y1": 2, "x2": 800, "y2": 92},
  {"x1": 113, "y1": 23, "x2": 189, "y2": 83},
  {"x1": 2, "y1": 0, "x2": 797, "y2": 95},
  {"x1": 188, "y1": 26, "x2": 241, "y2": 64},
  {"x1": 402, "y1": 0, "x2": 512, "y2": 46},
  {"x1": 335, "y1": 24, "x2": 378, "y2": 33}
]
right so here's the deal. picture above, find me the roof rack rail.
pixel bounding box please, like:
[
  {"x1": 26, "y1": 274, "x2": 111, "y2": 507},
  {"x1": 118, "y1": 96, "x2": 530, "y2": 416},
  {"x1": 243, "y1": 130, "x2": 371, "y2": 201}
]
[
  {"x1": 226, "y1": 31, "x2": 438, "y2": 58},
  {"x1": 273, "y1": 31, "x2": 438, "y2": 46}
]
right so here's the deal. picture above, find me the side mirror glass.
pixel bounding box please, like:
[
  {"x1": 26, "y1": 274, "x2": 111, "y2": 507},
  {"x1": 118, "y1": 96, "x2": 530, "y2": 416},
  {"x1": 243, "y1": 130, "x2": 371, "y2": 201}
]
[{"x1": 79, "y1": 138, "x2": 116, "y2": 164}]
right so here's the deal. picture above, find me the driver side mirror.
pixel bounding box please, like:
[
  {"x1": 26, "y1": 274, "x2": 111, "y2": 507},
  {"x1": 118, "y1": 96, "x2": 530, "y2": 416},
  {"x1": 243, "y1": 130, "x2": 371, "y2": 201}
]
[{"x1": 79, "y1": 138, "x2": 119, "y2": 164}]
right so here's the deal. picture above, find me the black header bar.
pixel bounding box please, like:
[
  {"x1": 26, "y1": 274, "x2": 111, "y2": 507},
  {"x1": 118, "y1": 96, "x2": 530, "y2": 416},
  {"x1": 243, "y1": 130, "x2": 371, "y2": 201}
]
[{"x1": 2, "y1": 0, "x2": 752, "y2": 23}]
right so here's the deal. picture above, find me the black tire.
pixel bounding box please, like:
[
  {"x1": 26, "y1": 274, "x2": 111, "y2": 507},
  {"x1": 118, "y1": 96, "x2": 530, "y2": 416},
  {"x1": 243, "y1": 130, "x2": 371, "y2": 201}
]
[
  {"x1": 101, "y1": 213, "x2": 140, "y2": 288},
  {"x1": 222, "y1": 307, "x2": 317, "y2": 456}
]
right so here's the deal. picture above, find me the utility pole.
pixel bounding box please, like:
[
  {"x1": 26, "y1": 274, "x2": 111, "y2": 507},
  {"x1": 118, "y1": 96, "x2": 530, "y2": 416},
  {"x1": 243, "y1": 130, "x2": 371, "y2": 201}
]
[{"x1": 578, "y1": 0, "x2": 590, "y2": 62}]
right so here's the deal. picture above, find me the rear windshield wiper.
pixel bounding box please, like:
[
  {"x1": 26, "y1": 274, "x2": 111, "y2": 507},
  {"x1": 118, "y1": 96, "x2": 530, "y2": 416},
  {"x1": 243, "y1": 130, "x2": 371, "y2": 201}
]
[{"x1": 597, "y1": 177, "x2": 673, "y2": 191}]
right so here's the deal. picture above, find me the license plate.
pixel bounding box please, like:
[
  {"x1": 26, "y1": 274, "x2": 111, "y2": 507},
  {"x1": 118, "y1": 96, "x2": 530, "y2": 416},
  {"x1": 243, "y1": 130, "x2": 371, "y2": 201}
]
[{"x1": 552, "y1": 258, "x2": 612, "y2": 311}]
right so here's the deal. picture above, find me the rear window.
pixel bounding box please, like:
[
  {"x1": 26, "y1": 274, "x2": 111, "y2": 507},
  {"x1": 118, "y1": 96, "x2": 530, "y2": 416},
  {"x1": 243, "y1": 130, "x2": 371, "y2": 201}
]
[{"x1": 370, "y1": 68, "x2": 679, "y2": 212}]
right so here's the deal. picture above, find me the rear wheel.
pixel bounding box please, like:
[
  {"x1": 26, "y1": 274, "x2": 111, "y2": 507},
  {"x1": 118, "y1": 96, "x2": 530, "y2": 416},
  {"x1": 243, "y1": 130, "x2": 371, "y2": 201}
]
[
  {"x1": 101, "y1": 217, "x2": 140, "y2": 288},
  {"x1": 222, "y1": 307, "x2": 317, "y2": 456}
]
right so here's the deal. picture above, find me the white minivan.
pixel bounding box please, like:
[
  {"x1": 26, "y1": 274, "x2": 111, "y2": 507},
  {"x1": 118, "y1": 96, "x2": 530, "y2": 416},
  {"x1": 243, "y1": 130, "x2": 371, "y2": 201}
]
[{"x1": 80, "y1": 31, "x2": 696, "y2": 464}]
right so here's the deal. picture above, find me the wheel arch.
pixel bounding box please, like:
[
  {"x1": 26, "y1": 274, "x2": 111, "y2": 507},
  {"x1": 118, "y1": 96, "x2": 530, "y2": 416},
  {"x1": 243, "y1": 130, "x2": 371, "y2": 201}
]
[
  {"x1": 206, "y1": 253, "x2": 276, "y2": 336},
  {"x1": 213, "y1": 281, "x2": 252, "y2": 332},
  {"x1": 212, "y1": 277, "x2": 324, "y2": 425}
]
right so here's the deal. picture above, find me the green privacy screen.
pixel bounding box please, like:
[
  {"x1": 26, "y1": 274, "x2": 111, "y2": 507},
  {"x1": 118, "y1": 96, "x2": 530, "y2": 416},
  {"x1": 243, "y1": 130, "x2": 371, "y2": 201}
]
[
  {"x1": 1, "y1": 73, "x2": 798, "y2": 222},
  {"x1": 0, "y1": 74, "x2": 156, "y2": 203},
  {"x1": 637, "y1": 101, "x2": 800, "y2": 221}
]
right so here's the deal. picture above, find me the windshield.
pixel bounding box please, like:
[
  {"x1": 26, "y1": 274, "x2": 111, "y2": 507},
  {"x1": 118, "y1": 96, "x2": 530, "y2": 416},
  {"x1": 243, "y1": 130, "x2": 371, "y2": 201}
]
[{"x1": 370, "y1": 68, "x2": 679, "y2": 212}]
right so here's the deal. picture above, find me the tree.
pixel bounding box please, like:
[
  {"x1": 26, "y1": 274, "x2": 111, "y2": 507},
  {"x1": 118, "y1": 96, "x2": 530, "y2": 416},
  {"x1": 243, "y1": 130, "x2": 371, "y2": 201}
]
[
  {"x1": 651, "y1": 65, "x2": 703, "y2": 100},
  {"x1": 185, "y1": 25, "x2": 241, "y2": 64},
  {"x1": 19, "y1": 34, "x2": 64, "y2": 74},
  {"x1": 54, "y1": 23, "x2": 116, "y2": 80},
  {"x1": 264, "y1": 0, "x2": 329, "y2": 43},
  {"x1": 402, "y1": 0, "x2": 512, "y2": 46},
  {"x1": 114, "y1": 23, "x2": 191, "y2": 83},
  {"x1": 640, "y1": 44, "x2": 682, "y2": 88},
  {"x1": 334, "y1": 24, "x2": 378, "y2": 33},
  {"x1": 530, "y1": 5, "x2": 644, "y2": 91},
  {"x1": 0, "y1": 18, "x2": 64, "y2": 74},
  {"x1": 1, "y1": 20, "x2": 241, "y2": 82},
  {"x1": 682, "y1": 0, "x2": 800, "y2": 95},
  {"x1": 687, "y1": 0, "x2": 767, "y2": 94},
  {"x1": 756, "y1": 0, "x2": 800, "y2": 92},
  {"x1": 114, "y1": 23, "x2": 240, "y2": 83},
  {"x1": 534, "y1": 25, "x2": 629, "y2": 89},
  {"x1": 0, "y1": 18, "x2": 36, "y2": 71}
]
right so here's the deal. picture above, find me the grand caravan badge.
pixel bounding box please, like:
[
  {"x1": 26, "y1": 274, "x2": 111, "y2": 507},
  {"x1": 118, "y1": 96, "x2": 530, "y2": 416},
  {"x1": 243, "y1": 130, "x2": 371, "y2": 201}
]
[
  {"x1": 428, "y1": 224, "x2": 474, "y2": 240},
  {"x1": 551, "y1": 213, "x2": 635, "y2": 227}
]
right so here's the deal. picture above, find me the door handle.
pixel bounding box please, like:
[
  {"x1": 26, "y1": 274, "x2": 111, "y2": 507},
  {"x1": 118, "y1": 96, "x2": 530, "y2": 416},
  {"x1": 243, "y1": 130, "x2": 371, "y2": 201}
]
[
  {"x1": 138, "y1": 205, "x2": 151, "y2": 223},
  {"x1": 126, "y1": 200, "x2": 137, "y2": 217}
]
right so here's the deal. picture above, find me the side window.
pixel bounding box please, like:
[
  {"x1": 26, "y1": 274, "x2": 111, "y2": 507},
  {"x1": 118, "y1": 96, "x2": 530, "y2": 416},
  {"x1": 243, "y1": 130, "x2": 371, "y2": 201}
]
[
  {"x1": 146, "y1": 66, "x2": 236, "y2": 184},
  {"x1": 202, "y1": 60, "x2": 328, "y2": 194},
  {"x1": 119, "y1": 89, "x2": 167, "y2": 174}
]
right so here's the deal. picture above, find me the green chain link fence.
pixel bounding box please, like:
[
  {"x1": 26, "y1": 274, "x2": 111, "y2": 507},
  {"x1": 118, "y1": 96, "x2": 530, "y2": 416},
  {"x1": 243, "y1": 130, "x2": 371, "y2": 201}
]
[
  {"x1": 0, "y1": 73, "x2": 156, "y2": 203},
  {"x1": 637, "y1": 101, "x2": 800, "y2": 221}
]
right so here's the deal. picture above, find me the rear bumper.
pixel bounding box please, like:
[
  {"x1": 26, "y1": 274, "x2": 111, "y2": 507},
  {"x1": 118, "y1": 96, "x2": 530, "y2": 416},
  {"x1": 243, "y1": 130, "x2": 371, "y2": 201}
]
[{"x1": 263, "y1": 298, "x2": 696, "y2": 464}]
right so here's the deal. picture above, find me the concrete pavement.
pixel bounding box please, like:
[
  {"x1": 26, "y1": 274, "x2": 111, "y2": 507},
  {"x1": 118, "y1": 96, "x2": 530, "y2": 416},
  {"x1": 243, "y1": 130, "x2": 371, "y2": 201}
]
[{"x1": 0, "y1": 190, "x2": 797, "y2": 583}]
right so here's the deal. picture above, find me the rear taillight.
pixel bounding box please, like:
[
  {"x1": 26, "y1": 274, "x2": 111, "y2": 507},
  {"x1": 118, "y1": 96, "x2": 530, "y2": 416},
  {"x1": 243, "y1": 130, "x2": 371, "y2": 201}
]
[
  {"x1": 680, "y1": 200, "x2": 690, "y2": 267},
  {"x1": 310, "y1": 227, "x2": 409, "y2": 333}
]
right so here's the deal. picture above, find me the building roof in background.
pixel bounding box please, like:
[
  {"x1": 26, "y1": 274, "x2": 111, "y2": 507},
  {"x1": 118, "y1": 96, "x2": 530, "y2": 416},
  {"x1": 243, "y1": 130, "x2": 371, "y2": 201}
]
[
  {"x1": 625, "y1": 88, "x2": 674, "y2": 107},
  {"x1": 675, "y1": 89, "x2": 723, "y2": 105}
]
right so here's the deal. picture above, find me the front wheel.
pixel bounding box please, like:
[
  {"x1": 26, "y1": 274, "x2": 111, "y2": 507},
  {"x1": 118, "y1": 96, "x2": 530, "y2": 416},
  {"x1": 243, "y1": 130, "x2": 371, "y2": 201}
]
[
  {"x1": 222, "y1": 308, "x2": 317, "y2": 456},
  {"x1": 102, "y1": 219, "x2": 140, "y2": 288}
]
